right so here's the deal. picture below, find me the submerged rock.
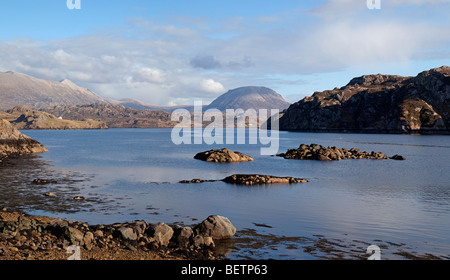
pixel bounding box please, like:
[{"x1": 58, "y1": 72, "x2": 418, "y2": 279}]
[{"x1": 194, "y1": 148, "x2": 253, "y2": 163}]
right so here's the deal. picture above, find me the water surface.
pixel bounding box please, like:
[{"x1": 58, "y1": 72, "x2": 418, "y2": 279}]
[{"x1": 2, "y1": 128, "x2": 449, "y2": 260}]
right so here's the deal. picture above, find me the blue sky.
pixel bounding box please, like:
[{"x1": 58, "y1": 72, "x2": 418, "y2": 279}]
[{"x1": 0, "y1": 0, "x2": 449, "y2": 105}]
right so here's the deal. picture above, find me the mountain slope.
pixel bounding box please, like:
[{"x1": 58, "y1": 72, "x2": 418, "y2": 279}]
[
  {"x1": 279, "y1": 66, "x2": 450, "y2": 134},
  {"x1": 205, "y1": 86, "x2": 290, "y2": 112},
  {"x1": 0, "y1": 71, "x2": 107, "y2": 110}
]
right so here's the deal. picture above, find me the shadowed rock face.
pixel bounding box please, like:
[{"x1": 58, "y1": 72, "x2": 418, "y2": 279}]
[
  {"x1": 0, "y1": 119, "x2": 48, "y2": 162},
  {"x1": 194, "y1": 149, "x2": 254, "y2": 163},
  {"x1": 280, "y1": 66, "x2": 450, "y2": 134}
]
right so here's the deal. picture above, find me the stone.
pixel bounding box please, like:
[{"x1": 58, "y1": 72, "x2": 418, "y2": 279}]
[
  {"x1": 194, "y1": 215, "x2": 236, "y2": 240},
  {"x1": 390, "y1": 155, "x2": 406, "y2": 160},
  {"x1": 173, "y1": 226, "x2": 193, "y2": 248},
  {"x1": 116, "y1": 227, "x2": 138, "y2": 241},
  {"x1": 149, "y1": 223, "x2": 174, "y2": 247},
  {"x1": 65, "y1": 227, "x2": 84, "y2": 245},
  {"x1": 83, "y1": 232, "x2": 94, "y2": 250}
]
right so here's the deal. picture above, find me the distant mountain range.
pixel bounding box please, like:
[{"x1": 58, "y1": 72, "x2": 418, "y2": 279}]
[
  {"x1": 279, "y1": 66, "x2": 450, "y2": 134},
  {"x1": 0, "y1": 71, "x2": 290, "y2": 113}
]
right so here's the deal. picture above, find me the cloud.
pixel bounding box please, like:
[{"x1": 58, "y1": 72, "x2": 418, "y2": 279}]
[
  {"x1": 200, "y1": 79, "x2": 225, "y2": 94},
  {"x1": 190, "y1": 55, "x2": 221, "y2": 70},
  {"x1": 0, "y1": 1, "x2": 449, "y2": 106},
  {"x1": 132, "y1": 67, "x2": 165, "y2": 84}
]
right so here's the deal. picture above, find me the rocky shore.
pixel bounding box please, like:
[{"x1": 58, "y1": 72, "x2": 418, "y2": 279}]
[
  {"x1": 0, "y1": 210, "x2": 236, "y2": 260},
  {"x1": 277, "y1": 144, "x2": 405, "y2": 161},
  {"x1": 0, "y1": 119, "x2": 47, "y2": 163}
]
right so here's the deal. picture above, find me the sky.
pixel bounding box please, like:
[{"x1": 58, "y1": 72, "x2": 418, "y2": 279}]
[{"x1": 0, "y1": 0, "x2": 449, "y2": 106}]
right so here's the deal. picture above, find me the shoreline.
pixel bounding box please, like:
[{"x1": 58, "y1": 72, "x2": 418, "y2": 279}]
[{"x1": 0, "y1": 209, "x2": 231, "y2": 260}]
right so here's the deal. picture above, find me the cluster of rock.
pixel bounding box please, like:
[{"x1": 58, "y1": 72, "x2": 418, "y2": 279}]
[
  {"x1": 0, "y1": 119, "x2": 47, "y2": 163},
  {"x1": 180, "y1": 174, "x2": 308, "y2": 185},
  {"x1": 0, "y1": 210, "x2": 236, "y2": 260},
  {"x1": 223, "y1": 174, "x2": 308, "y2": 185},
  {"x1": 194, "y1": 148, "x2": 254, "y2": 163},
  {"x1": 277, "y1": 144, "x2": 405, "y2": 161}
]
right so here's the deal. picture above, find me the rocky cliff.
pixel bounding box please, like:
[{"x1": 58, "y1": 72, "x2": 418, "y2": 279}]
[
  {"x1": 0, "y1": 119, "x2": 48, "y2": 162},
  {"x1": 279, "y1": 66, "x2": 450, "y2": 134}
]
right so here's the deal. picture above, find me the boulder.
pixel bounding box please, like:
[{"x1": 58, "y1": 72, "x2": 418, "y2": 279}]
[
  {"x1": 194, "y1": 148, "x2": 253, "y2": 163},
  {"x1": 149, "y1": 223, "x2": 174, "y2": 247},
  {"x1": 194, "y1": 215, "x2": 236, "y2": 240}
]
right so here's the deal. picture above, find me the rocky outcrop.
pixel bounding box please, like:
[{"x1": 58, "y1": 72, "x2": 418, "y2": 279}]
[
  {"x1": 276, "y1": 144, "x2": 403, "y2": 161},
  {"x1": 1, "y1": 106, "x2": 107, "y2": 130},
  {"x1": 222, "y1": 174, "x2": 308, "y2": 185},
  {"x1": 194, "y1": 148, "x2": 254, "y2": 163},
  {"x1": 280, "y1": 66, "x2": 450, "y2": 134},
  {"x1": 0, "y1": 119, "x2": 47, "y2": 162},
  {"x1": 0, "y1": 210, "x2": 236, "y2": 260}
]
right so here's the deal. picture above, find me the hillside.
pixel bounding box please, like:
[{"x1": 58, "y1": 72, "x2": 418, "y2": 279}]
[
  {"x1": 0, "y1": 71, "x2": 107, "y2": 110},
  {"x1": 279, "y1": 66, "x2": 450, "y2": 134},
  {"x1": 0, "y1": 106, "x2": 107, "y2": 130},
  {"x1": 41, "y1": 103, "x2": 179, "y2": 128}
]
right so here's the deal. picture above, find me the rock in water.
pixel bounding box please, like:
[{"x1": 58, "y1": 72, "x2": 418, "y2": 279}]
[
  {"x1": 277, "y1": 144, "x2": 395, "y2": 161},
  {"x1": 222, "y1": 174, "x2": 308, "y2": 185},
  {"x1": 194, "y1": 215, "x2": 237, "y2": 240},
  {"x1": 194, "y1": 148, "x2": 253, "y2": 163},
  {"x1": 0, "y1": 119, "x2": 47, "y2": 162}
]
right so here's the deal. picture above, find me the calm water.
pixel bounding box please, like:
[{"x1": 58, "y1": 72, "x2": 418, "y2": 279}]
[{"x1": 2, "y1": 128, "x2": 450, "y2": 260}]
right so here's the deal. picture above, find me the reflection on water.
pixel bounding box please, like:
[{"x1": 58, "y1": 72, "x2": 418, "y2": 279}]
[{"x1": 2, "y1": 128, "x2": 450, "y2": 260}]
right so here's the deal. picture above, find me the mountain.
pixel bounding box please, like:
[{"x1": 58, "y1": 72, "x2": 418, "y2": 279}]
[
  {"x1": 108, "y1": 98, "x2": 194, "y2": 112},
  {"x1": 0, "y1": 71, "x2": 107, "y2": 110},
  {"x1": 279, "y1": 66, "x2": 450, "y2": 134},
  {"x1": 205, "y1": 86, "x2": 290, "y2": 112}
]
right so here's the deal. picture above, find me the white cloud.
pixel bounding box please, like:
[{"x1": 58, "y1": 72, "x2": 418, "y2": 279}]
[
  {"x1": 0, "y1": 1, "x2": 448, "y2": 106},
  {"x1": 200, "y1": 79, "x2": 225, "y2": 94},
  {"x1": 132, "y1": 67, "x2": 165, "y2": 84}
]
